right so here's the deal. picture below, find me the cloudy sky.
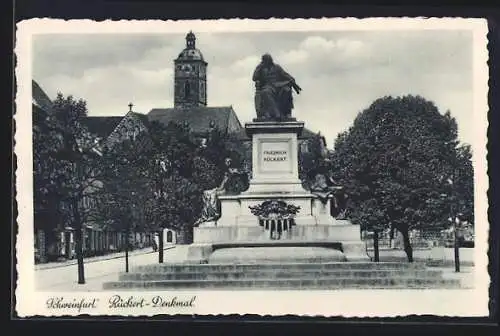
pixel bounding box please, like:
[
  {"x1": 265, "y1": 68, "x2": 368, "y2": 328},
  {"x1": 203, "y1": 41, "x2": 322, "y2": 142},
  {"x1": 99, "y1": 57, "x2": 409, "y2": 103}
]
[{"x1": 33, "y1": 30, "x2": 474, "y2": 147}]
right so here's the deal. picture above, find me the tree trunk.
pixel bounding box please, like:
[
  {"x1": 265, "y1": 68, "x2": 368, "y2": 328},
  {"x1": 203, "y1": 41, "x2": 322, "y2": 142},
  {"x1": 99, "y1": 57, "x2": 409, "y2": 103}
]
[
  {"x1": 72, "y1": 198, "x2": 85, "y2": 284},
  {"x1": 125, "y1": 227, "x2": 130, "y2": 273},
  {"x1": 373, "y1": 230, "x2": 380, "y2": 262},
  {"x1": 158, "y1": 229, "x2": 164, "y2": 264},
  {"x1": 389, "y1": 224, "x2": 395, "y2": 249},
  {"x1": 454, "y1": 224, "x2": 461, "y2": 272},
  {"x1": 65, "y1": 231, "x2": 71, "y2": 259},
  {"x1": 401, "y1": 228, "x2": 413, "y2": 262}
]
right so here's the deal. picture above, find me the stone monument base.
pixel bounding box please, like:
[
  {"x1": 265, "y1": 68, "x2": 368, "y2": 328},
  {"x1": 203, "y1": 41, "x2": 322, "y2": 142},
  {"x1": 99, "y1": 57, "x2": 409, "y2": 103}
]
[
  {"x1": 188, "y1": 119, "x2": 369, "y2": 264},
  {"x1": 178, "y1": 240, "x2": 369, "y2": 264},
  {"x1": 214, "y1": 192, "x2": 337, "y2": 227},
  {"x1": 207, "y1": 246, "x2": 347, "y2": 264},
  {"x1": 194, "y1": 221, "x2": 361, "y2": 243}
]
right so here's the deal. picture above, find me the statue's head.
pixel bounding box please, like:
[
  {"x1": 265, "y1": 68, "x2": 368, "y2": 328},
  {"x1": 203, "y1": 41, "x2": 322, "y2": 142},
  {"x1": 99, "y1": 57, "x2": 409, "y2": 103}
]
[{"x1": 261, "y1": 53, "x2": 273, "y2": 66}]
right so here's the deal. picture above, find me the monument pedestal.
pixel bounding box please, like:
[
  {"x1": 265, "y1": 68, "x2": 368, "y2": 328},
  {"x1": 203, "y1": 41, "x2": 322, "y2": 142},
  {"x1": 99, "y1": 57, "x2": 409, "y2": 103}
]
[
  {"x1": 244, "y1": 121, "x2": 306, "y2": 194},
  {"x1": 192, "y1": 120, "x2": 369, "y2": 262}
]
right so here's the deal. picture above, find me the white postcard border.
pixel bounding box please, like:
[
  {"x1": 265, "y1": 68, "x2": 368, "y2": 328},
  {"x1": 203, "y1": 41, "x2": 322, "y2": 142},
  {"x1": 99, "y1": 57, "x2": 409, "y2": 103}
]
[{"x1": 15, "y1": 17, "x2": 490, "y2": 317}]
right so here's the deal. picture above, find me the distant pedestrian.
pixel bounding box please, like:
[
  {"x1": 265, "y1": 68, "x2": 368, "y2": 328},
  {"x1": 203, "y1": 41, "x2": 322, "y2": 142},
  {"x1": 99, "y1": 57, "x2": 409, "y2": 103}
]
[{"x1": 151, "y1": 238, "x2": 158, "y2": 252}]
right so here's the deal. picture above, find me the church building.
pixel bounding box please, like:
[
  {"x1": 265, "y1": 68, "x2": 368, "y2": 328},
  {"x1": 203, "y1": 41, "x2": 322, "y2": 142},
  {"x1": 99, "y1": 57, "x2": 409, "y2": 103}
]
[
  {"x1": 148, "y1": 31, "x2": 244, "y2": 138},
  {"x1": 80, "y1": 31, "x2": 325, "y2": 156},
  {"x1": 32, "y1": 32, "x2": 328, "y2": 256}
]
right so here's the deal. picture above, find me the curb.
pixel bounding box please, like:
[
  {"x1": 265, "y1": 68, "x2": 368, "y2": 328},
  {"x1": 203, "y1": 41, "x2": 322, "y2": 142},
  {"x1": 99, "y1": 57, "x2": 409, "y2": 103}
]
[{"x1": 35, "y1": 246, "x2": 176, "y2": 271}]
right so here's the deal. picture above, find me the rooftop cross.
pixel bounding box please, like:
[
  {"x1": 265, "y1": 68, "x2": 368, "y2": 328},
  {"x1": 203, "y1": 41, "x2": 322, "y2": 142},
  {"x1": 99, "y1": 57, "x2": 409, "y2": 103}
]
[{"x1": 128, "y1": 102, "x2": 133, "y2": 112}]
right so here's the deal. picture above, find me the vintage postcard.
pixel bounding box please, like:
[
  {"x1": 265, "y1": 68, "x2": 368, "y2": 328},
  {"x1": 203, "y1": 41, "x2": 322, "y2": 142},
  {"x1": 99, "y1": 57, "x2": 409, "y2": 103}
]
[{"x1": 14, "y1": 18, "x2": 490, "y2": 317}]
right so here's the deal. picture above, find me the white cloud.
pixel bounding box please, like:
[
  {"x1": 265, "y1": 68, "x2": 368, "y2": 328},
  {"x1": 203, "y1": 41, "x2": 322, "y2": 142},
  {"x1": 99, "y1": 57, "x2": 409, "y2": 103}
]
[
  {"x1": 229, "y1": 55, "x2": 261, "y2": 75},
  {"x1": 299, "y1": 36, "x2": 365, "y2": 57},
  {"x1": 33, "y1": 30, "x2": 474, "y2": 147},
  {"x1": 300, "y1": 36, "x2": 337, "y2": 52},
  {"x1": 129, "y1": 67, "x2": 174, "y2": 86},
  {"x1": 279, "y1": 49, "x2": 309, "y2": 65}
]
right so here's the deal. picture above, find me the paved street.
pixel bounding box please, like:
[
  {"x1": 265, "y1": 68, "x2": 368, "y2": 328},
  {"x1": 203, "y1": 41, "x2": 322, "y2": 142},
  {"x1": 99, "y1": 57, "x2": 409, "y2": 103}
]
[
  {"x1": 35, "y1": 247, "x2": 180, "y2": 292},
  {"x1": 373, "y1": 247, "x2": 475, "y2": 266},
  {"x1": 35, "y1": 247, "x2": 161, "y2": 271}
]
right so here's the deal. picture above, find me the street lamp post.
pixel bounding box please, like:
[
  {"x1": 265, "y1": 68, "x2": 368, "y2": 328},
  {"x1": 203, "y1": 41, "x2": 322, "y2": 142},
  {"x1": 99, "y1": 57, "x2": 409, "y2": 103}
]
[
  {"x1": 123, "y1": 191, "x2": 136, "y2": 273},
  {"x1": 126, "y1": 192, "x2": 133, "y2": 273},
  {"x1": 155, "y1": 155, "x2": 169, "y2": 264},
  {"x1": 125, "y1": 227, "x2": 130, "y2": 273},
  {"x1": 446, "y1": 168, "x2": 461, "y2": 273},
  {"x1": 453, "y1": 215, "x2": 461, "y2": 273}
]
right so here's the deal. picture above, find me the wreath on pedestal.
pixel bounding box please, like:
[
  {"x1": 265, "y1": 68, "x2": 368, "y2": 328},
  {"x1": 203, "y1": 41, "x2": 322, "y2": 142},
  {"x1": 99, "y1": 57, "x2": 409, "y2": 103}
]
[{"x1": 249, "y1": 200, "x2": 301, "y2": 219}]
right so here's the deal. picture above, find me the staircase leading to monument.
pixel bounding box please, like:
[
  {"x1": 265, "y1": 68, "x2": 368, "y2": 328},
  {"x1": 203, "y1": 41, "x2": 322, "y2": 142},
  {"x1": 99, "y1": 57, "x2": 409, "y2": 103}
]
[{"x1": 103, "y1": 261, "x2": 462, "y2": 290}]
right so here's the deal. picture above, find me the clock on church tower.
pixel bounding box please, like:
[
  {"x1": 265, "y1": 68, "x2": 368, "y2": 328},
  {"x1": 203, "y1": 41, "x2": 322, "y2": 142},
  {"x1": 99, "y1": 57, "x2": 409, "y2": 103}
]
[{"x1": 174, "y1": 31, "x2": 207, "y2": 108}]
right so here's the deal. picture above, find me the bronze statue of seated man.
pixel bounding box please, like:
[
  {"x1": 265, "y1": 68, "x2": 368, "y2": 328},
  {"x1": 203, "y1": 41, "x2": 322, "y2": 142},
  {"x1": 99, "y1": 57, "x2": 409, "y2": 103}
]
[{"x1": 252, "y1": 54, "x2": 301, "y2": 122}]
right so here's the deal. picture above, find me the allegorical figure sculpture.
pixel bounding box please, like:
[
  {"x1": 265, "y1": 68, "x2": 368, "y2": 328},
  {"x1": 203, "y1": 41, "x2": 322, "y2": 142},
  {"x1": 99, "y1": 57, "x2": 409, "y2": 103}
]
[
  {"x1": 309, "y1": 172, "x2": 342, "y2": 204},
  {"x1": 217, "y1": 157, "x2": 250, "y2": 195},
  {"x1": 308, "y1": 170, "x2": 348, "y2": 219},
  {"x1": 195, "y1": 157, "x2": 249, "y2": 226},
  {"x1": 253, "y1": 53, "x2": 302, "y2": 121}
]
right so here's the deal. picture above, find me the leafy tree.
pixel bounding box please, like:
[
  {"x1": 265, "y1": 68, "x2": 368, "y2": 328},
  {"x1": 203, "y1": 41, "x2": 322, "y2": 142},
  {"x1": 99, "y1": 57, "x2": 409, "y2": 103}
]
[
  {"x1": 140, "y1": 121, "x2": 247, "y2": 244},
  {"x1": 191, "y1": 155, "x2": 221, "y2": 190},
  {"x1": 148, "y1": 172, "x2": 203, "y2": 244},
  {"x1": 330, "y1": 95, "x2": 474, "y2": 262},
  {"x1": 146, "y1": 120, "x2": 198, "y2": 178},
  {"x1": 129, "y1": 121, "x2": 206, "y2": 245},
  {"x1": 33, "y1": 99, "x2": 65, "y2": 261},
  {"x1": 96, "y1": 138, "x2": 151, "y2": 271},
  {"x1": 197, "y1": 130, "x2": 248, "y2": 194},
  {"x1": 94, "y1": 118, "x2": 247, "y2": 260},
  {"x1": 37, "y1": 93, "x2": 102, "y2": 283},
  {"x1": 299, "y1": 133, "x2": 329, "y2": 187},
  {"x1": 453, "y1": 144, "x2": 474, "y2": 224}
]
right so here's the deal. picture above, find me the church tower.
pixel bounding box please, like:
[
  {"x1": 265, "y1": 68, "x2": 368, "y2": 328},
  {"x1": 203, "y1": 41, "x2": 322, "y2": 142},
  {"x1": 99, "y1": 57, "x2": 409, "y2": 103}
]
[{"x1": 174, "y1": 31, "x2": 207, "y2": 108}]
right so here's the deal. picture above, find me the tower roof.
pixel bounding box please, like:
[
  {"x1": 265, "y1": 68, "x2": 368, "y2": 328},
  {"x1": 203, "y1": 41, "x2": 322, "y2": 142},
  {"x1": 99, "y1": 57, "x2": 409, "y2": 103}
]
[{"x1": 176, "y1": 31, "x2": 205, "y2": 62}]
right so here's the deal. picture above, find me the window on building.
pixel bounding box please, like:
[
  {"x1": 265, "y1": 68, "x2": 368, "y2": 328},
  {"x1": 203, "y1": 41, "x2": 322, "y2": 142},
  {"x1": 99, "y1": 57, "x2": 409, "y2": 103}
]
[
  {"x1": 133, "y1": 126, "x2": 140, "y2": 140},
  {"x1": 300, "y1": 142, "x2": 310, "y2": 153},
  {"x1": 166, "y1": 230, "x2": 173, "y2": 243},
  {"x1": 184, "y1": 82, "x2": 191, "y2": 99}
]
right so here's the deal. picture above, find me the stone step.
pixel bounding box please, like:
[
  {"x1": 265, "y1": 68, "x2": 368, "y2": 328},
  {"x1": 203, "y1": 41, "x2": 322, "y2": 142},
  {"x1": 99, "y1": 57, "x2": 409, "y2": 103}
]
[
  {"x1": 119, "y1": 269, "x2": 444, "y2": 281},
  {"x1": 132, "y1": 262, "x2": 427, "y2": 273},
  {"x1": 207, "y1": 246, "x2": 347, "y2": 264},
  {"x1": 103, "y1": 277, "x2": 462, "y2": 290}
]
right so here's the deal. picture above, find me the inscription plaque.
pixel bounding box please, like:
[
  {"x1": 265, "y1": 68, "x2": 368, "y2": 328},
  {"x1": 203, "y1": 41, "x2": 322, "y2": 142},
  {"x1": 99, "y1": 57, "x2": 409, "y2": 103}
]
[
  {"x1": 263, "y1": 150, "x2": 287, "y2": 162},
  {"x1": 260, "y1": 141, "x2": 291, "y2": 173}
]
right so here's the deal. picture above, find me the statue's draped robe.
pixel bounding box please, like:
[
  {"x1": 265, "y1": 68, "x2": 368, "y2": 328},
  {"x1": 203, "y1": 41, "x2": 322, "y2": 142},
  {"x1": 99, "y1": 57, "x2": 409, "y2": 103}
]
[
  {"x1": 253, "y1": 63, "x2": 296, "y2": 119},
  {"x1": 310, "y1": 174, "x2": 336, "y2": 204},
  {"x1": 195, "y1": 188, "x2": 221, "y2": 226},
  {"x1": 195, "y1": 167, "x2": 249, "y2": 226},
  {"x1": 308, "y1": 174, "x2": 348, "y2": 219}
]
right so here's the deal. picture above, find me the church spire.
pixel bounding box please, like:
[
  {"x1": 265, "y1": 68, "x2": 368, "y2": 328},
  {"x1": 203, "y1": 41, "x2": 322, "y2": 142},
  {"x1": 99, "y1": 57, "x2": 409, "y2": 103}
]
[
  {"x1": 186, "y1": 31, "x2": 196, "y2": 49},
  {"x1": 174, "y1": 31, "x2": 207, "y2": 108}
]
